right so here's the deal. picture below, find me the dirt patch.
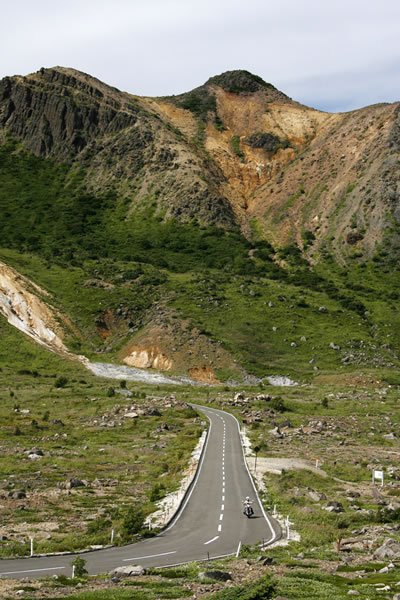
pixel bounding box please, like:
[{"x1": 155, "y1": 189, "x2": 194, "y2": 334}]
[
  {"x1": 188, "y1": 366, "x2": 220, "y2": 384},
  {"x1": 313, "y1": 373, "x2": 383, "y2": 386},
  {"x1": 119, "y1": 308, "x2": 244, "y2": 381}
]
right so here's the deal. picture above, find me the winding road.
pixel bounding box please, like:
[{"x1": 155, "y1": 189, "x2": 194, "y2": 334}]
[{"x1": 0, "y1": 405, "x2": 280, "y2": 579}]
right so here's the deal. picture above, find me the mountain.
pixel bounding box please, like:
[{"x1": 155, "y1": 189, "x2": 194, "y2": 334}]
[{"x1": 0, "y1": 67, "x2": 399, "y2": 381}]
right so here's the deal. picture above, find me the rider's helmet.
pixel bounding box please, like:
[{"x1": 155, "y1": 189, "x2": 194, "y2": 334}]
[{"x1": 246, "y1": 496, "x2": 250, "y2": 501}]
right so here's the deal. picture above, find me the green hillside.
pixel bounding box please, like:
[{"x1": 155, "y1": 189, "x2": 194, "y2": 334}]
[{"x1": 0, "y1": 139, "x2": 399, "y2": 379}]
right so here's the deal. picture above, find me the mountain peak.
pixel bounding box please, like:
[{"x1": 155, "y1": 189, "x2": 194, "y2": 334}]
[{"x1": 205, "y1": 69, "x2": 276, "y2": 95}]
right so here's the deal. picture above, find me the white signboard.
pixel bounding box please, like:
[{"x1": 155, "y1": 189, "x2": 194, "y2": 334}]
[{"x1": 372, "y1": 469, "x2": 384, "y2": 486}]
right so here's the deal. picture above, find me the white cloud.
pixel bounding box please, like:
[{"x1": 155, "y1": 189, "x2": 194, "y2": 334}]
[{"x1": 1, "y1": 0, "x2": 399, "y2": 110}]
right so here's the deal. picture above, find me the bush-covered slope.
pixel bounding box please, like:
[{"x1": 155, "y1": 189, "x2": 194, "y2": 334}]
[{"x1": 0, "y1": 68, "x2": 399, "y2": 380}]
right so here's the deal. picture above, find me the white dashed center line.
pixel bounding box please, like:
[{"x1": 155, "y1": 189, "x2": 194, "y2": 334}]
[
  {"x1": 204, "y1": 535, "x2": 219, "y2": 545},
  {"x1": 219, "y1": 513, "x2": 224, "y2": 521}
]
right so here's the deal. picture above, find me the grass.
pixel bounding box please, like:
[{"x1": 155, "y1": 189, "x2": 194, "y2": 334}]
[
  {"x1": 1, "y1": 139, "x2": 399, "y2": 381},
  {"x1": 0, "y1": 318, "x2": 204, "y2": 557}
]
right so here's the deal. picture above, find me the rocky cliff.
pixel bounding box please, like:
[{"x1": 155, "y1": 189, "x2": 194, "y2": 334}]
[
  {"x1": 1, "y1": 66, "x2": 398, "y2": 262},
  {"x1": 0, "y1": 260, "x2": 70, "y2": 354},
  {"x1": 0, "y1": 67, "x2": 235, "y2": 227}
]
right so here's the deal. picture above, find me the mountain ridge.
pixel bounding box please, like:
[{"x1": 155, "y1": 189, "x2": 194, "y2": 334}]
[
  {"x1": 0, "y1": 66, "x2": 399, "y2": 380},
  {"x1": 1, "y1": 65, "x2": 398, "y2": 264}
]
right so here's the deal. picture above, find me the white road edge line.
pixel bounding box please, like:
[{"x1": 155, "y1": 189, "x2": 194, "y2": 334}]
[
  {"x1": 0, "y1": 567, "x2": 65, "y2": 576},
  {"x1": 163, "y1": 413, "x2": 213, "y2": 533},
  {"x1": 123, "y1": 551, "x2": 177, "y2": 561},
  {"x1": 204, "y1": 535, "x2": 219, "y2": 545},
  {"x1": 156, "y1": 552, "x2": 235, "y2": 570}
]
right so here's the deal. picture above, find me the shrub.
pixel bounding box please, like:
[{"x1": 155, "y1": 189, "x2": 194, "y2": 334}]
[
  {"x1": 230, "y1": 135, "x2": 244, "y2": 160},
  {"x1": 149, "y1": 482, "x2": 166, "y2": 502},
  {"x1": 71, "y1": 556, "x2": 87, "y2": 578},
  {"x1": 120, "y1": 505, "x2": 145, "y2": 540},
  {"x1": 378, "y1": 507, "x2": 400, "y2": 523},
  {"x1": 86, "y1": 516, "x2": 112, "y2": 534},
  {"x1": 54, "y1": 376, "x2": 68, "y2": 388},
  {"x1": 245, "y1": 132, "x2": 289, "y2": 153},
  {"x1": 270, "y1": 397, "x2": 288, "y2": 413},
  {"x1": 210, "y1": 574, "x2": 275, "y2": 599}
]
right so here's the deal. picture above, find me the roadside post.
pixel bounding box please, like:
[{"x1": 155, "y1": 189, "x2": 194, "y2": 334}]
[
  {"x1": 30, "y1": 537, "x2": 34, "y2": 557},
  {"x1": 286, "y1": 515, "x2": 291, "y2": 540},
  {"x1": 254, "y1": 445, "x2": 261, "y2": 474}
]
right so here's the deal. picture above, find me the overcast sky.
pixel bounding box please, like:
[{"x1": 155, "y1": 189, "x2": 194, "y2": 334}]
[{"x1": 2, "y1": 0, "x2": 399, "y2": 112}]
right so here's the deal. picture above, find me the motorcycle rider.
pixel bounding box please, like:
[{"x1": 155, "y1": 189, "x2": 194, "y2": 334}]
[{"x1": 243, "y1": 496, "x2": 254, "y2": 516}]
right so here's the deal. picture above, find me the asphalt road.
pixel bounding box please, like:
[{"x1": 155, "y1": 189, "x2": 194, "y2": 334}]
[{"x1": 0, "y1": 404, "x2": 280, "y2": 579}]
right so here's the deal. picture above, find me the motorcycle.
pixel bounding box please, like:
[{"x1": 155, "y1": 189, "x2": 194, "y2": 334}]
[{"x1": 243, "y1": 503, "x2": 254, "y2": 518}]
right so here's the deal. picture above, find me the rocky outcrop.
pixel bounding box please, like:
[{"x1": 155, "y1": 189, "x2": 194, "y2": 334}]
[
  {"x1": 0, "y1": 68, "x2": 138, "y2": 159},
  {"x1": 0, "y1": 260, "x2": 69, "y2": 354},
  {"x1": 123, "y1": 347, "x2": 173, "y2": 371},
  {"x1": 0, "y1": 67, "x2": 236, "y2": 229}
]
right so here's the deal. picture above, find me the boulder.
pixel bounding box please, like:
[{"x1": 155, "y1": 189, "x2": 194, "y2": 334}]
[
  {"x1": 324, "y1": 501, "x2": 344, "y2": 513},
  {"x1": 28, "y1": 453, "x2": 43, "y2": 460},
  {"x1": 111, "y1": 564, "x2": 145, "y2": 577},
  {"x1": 307, "y1": 490, "x2": 327, "y2": 502},
  {"x1": 373, "y1": 538, "x2": 400, "y2": 560},
  {"x1": 124, "y1": 412, "x2": 138, "y2": 419},
  {"x1": 67, "y1": 478, "x2": 87, "y2": 489},
  {"x1": 200, "y1": 570, "x2": 232, "y2": 582},
  {"x1": 345, "y1": 490, "x2": 361, "y2": 499},
  {"x1": 10, "y1": 490, "x2": 27, "y2": 500},
  {"x1": 269, "y1": 426, "x2": 283, "y2": 439},
  {"x1": 27, "y1": 448, "x2": 44, "y2": 456},
  {"x1": 146, "y1": 408, "x2": 161, "y2": 416}
]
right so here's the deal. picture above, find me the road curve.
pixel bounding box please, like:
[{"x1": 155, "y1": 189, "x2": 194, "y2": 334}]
[{"x1": 0, "y1": 405, "x2": 280, "y2": 579}]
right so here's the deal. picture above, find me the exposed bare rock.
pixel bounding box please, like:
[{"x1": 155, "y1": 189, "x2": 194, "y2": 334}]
[
  {"x1": 373, "y1": 538, "x2": 400, "y2": 560},
  {"x1": 111, "y1": 564, "x2": 146, "y2": 577}
]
